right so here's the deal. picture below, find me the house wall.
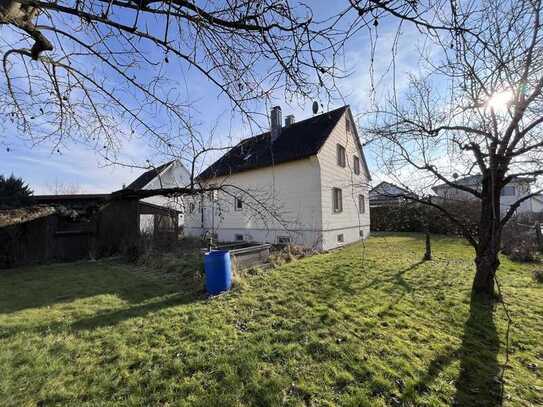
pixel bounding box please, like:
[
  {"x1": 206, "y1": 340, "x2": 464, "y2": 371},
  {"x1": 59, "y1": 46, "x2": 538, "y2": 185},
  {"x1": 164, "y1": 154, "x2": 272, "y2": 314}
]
[
  {"x1": 434, "y1": 179, "x2": 536, "y2": 216},
  {"x1": 317, "y1": 110, "x2": 370, "y2": 249},
  {"x1": 184, "y1": 157, "x2": 324, "y2": 248},
  {"x1": 185, "y1": 109, "x2": 371, "y2": 251},
  {"x1": 141, "y1": 161, "x2": 190, "y2": 225}
]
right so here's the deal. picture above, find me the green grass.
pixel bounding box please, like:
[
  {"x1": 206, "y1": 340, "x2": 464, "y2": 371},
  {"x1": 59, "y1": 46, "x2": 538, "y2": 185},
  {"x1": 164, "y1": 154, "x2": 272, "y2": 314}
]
[{"x1": 0, "y1": 234, "x2": 541, "y2": 406}]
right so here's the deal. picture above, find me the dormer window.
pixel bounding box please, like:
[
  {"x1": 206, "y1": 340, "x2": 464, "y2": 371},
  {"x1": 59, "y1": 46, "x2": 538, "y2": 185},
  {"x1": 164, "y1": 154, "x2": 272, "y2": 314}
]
[{"x1": 337, "y1": 144, "x2": 346, "y2": 167}]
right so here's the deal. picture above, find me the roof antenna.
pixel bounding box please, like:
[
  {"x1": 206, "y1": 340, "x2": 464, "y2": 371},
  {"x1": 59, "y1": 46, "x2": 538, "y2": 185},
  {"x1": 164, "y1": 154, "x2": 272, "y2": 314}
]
[{"x1": 312, "y1": 101, "x2": 319, "y2": 115}]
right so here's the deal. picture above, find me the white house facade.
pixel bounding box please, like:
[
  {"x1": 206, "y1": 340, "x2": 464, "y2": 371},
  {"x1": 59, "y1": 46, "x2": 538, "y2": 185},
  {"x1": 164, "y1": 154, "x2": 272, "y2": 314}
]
[
  {"x1": 125, "y1": 159, "x2": 191, "y2": 233},
  {"x1": 432, "y1": 174, "x2": 542, "y2": 217},
  {"x1": 184, "y1": 106, "x2": 371, "y2": 251}
]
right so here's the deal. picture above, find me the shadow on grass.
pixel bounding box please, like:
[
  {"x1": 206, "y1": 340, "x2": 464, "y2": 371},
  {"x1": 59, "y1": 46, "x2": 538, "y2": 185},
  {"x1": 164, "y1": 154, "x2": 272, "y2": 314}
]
[
  {"x1": 70, "y1": 290, "x2": 205, "y2": 331},
  {"x1": 398, "y1": 293, "x2": 501, "y2": 405},
  {"x1": 0, "y1": 256, "x2": 203, "y2": 314},
  {"x1": 0, "y1": 290, "x2": 206, "y2": 339},
  {"x1": 453, "y1": 293, "x2": 501, "y2": 406}
]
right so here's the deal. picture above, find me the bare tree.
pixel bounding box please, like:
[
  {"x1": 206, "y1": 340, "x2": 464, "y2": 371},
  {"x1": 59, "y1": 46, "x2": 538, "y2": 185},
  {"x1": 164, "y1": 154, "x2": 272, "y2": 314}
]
[
  {"x1": 366, "y1": 0, "x2": 543, "y2": 296},
  {"x1": 46, "y1": 178, "x2": 81, "y2": 194},
  {"x1": 0, "y1": 0, "x2": 359, "y2": 164}
]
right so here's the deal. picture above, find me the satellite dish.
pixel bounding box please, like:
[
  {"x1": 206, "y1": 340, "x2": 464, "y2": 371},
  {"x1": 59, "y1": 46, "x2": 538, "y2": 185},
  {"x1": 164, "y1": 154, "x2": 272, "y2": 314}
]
[{"x1": 312, "y1": 101, "x2": 319, "y2": 114}]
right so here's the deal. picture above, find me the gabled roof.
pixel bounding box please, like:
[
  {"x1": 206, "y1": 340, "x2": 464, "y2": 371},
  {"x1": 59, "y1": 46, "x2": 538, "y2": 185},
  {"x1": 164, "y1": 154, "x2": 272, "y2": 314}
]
[
  {"x1": 199, "y1": 106, "x2": 366, "y2": 179},
  {"x1": 432, "y1": 174, "x2": 535, "y2": 192},
  {"x1": 126, "y1": 160, "x2": 175, "y2": 190},
  {"x1": 370, "y1": 181, "x2": 415, "y2": 200}
]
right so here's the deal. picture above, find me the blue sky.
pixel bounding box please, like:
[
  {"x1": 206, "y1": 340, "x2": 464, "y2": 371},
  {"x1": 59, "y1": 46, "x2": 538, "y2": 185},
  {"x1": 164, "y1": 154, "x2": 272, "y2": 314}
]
[{"x1": 0, "y1": 2, "x2": 424, "y2": 194}]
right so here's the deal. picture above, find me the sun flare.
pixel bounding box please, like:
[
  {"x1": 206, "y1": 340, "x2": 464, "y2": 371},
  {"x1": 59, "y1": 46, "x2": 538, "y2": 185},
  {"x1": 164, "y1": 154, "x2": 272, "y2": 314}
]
[{"x1": 486, "y1": 89, "x2": 514, "y2": 113}]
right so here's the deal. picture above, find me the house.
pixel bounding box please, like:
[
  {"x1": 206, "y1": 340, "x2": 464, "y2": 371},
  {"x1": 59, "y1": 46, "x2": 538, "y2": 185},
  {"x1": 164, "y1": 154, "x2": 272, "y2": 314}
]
[
  {"x1": 184, "y1": 105, "x2": 371, "y2": 250},
  {"x1": 432, "y1": 174, "x2": 543, "y2": 216},
  {"x1": 369, "y1": 181, "x2": 416, "y2": 207},
  {"x1": 124, "y1": 159, "x2": 191, "y2": 232}
]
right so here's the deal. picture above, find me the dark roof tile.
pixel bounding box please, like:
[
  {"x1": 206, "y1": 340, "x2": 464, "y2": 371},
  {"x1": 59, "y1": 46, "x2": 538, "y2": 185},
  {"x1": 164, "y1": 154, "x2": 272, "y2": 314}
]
[
  {"x1": 127, "y1": 161, "x2": 175, "y2": 190},
  {"x1": 198, "y1": 106, "x2": 348, "y2": 179}
]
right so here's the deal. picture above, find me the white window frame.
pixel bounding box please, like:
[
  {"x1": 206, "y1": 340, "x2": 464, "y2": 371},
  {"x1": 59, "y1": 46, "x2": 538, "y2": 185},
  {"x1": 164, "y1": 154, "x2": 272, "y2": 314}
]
[
  {"x1": 333, "y1": 188, "x2": 343, "y2": 213},
  {"x1": 337, "y1": 144, "x2": 346, "y2": 168}
]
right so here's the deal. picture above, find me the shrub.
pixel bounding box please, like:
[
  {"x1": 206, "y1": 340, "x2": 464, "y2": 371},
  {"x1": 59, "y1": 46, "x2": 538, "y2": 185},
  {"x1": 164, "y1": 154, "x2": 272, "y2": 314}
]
[
  {"x1": 370, "y1": 201, "x2": 479, "y2": 236},
  {"x1": 0, "y1": 174, "x2": 33, "y2": 209},
  {"x1": 504, "y1": 239, "x2": 538, "y2": 263},
  {"x1": 533, "y1": 270, "x2": 543, "y2": 283}
]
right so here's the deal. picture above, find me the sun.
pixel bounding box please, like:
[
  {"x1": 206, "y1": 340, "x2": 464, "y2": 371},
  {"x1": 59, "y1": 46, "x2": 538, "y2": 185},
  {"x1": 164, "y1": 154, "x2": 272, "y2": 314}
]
[{"x1": 486, "y1": 89, "x2": 514, "y2": 113}]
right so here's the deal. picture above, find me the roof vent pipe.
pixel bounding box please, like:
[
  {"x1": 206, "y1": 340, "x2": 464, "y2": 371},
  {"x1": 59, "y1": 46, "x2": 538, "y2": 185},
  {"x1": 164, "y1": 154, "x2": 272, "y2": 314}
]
[
  {"x1": 285, "y1": 114, "x2": 295, "y2": 127},
  {"x1": 270, "y1": 106, "x2": 282, "y2": 142}
]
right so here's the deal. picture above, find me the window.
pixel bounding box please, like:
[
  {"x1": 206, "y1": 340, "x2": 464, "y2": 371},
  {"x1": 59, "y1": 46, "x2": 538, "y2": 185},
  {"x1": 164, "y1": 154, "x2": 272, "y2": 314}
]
[
  {"x1": 359, "y1": 194, "x2": 365, "y2": 214},
  {"x1": 346, "y1": 117, "x2": 352, "y2": 134},
  {"x1": 277, "y1": 236, "x2": 291, "y2": 245},
  {"x1": 188, "y1": 202, "x2": 195, "y2": 213},
  {"x1": 359, "y1": 230, "x2": 364, "y2": 238},
  {"x1": 337, "y1": 144, "x2": 346, "y2": 167},
  {"x1": 501, "y1": 186, "x2": 516, "y2": 196},
  {"x1": 332, "y1": 188, "x2": 343, "y2": 213},
  {"x1": 337, "y1": 234, "x2": 344, "y2": 243},
  {"x1": 235, "y1": 197, "x2": 243, "y2": 211},
  {"x1": 353, "y1": 155, "x2": 360, "y2": 175},
  {"x1": 235, "y1": 234, "x2": 244, "y2": 241}
]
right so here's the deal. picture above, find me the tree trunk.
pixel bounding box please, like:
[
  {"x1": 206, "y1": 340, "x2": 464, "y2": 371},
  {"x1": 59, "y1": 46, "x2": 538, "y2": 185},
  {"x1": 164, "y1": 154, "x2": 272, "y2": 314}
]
[
  {"x1": 423, "y1": 231, "x2": 432, "y2": 261},
  {"x1": 473, "y1": 246, "x2": 500, "y2": 296},
  {"x1": 472, "y1": 174, "x2": 503, "y2": 297}
]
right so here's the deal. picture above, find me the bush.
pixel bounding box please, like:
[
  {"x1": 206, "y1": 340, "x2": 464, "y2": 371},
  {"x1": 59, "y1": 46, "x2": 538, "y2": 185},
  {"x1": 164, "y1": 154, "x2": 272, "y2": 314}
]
[
  {"x1": 370, "y1": 201, "x2": 479, "y2": 236},
  {"x1": 269, "y1": 244, "x2": 316, "y2": 267},
  {"x1": 533, "y1": 270, "x2": 543, "y2": 283},
  {"x1": 504, "y1": 239, "x2": 538, "y2": 263}
]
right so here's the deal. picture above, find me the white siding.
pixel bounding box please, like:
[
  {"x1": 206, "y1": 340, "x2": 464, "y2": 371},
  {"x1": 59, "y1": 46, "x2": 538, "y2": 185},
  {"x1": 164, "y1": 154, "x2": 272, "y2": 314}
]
[
  {"x1": 140, "y1": 161, "x2": 191, "y2": 224},
  {"x1": 185, "y1": 107, "x2": 371, "y2": 250},
  {"x1": 317, "y1": 110, "x2": 370, "y2": 249},
  {"x1": 434, "y1": 179, "x2": 537, "y2": 216},
  {"x1": 185, "y1": 158, "x2": 324, "y2": 248}
]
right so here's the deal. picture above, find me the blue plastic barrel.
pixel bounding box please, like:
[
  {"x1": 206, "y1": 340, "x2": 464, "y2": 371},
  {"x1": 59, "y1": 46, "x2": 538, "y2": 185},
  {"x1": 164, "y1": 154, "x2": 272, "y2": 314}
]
[{"x1": 204, "y1": 250, "x2": 232, "y2": 295}]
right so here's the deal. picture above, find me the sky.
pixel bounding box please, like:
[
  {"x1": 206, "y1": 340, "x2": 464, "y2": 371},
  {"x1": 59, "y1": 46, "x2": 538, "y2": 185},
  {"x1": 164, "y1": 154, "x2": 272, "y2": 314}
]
[{"x1": 0, "y1": 1, "x2": 425, "y2": 194}]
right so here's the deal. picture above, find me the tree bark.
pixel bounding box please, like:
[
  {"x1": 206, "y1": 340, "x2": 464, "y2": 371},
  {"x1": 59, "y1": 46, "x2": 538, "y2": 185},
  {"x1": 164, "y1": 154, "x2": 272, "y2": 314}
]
[
  {"x1": 472, "y1": 174, "x2": 503, "y2": 297},
  {"x1": 423, "y1": 231, "x2": 432, "y2": 261}
]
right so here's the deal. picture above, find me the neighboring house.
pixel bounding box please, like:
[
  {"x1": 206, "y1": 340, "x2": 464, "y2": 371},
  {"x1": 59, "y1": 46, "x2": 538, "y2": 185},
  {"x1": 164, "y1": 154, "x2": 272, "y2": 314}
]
[
  {"x1": 125, "y1": 159, "x2": 191, "y2": 232},
  {"x1": 184, "y1": 105, "x2": 371, "y2": 250},
  {"x1": 369, "y1": 181, "x2": 416, "y2": 207},
  {"x1": 432, "y1": 174, "x2": 542, "y2": 216}
]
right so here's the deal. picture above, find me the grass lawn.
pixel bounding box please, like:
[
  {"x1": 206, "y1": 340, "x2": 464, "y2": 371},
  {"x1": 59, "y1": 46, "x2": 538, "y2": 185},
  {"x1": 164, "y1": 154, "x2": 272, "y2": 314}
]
[{"x1": 0, "y1": 234, "x2": 542, "y2": 406}]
